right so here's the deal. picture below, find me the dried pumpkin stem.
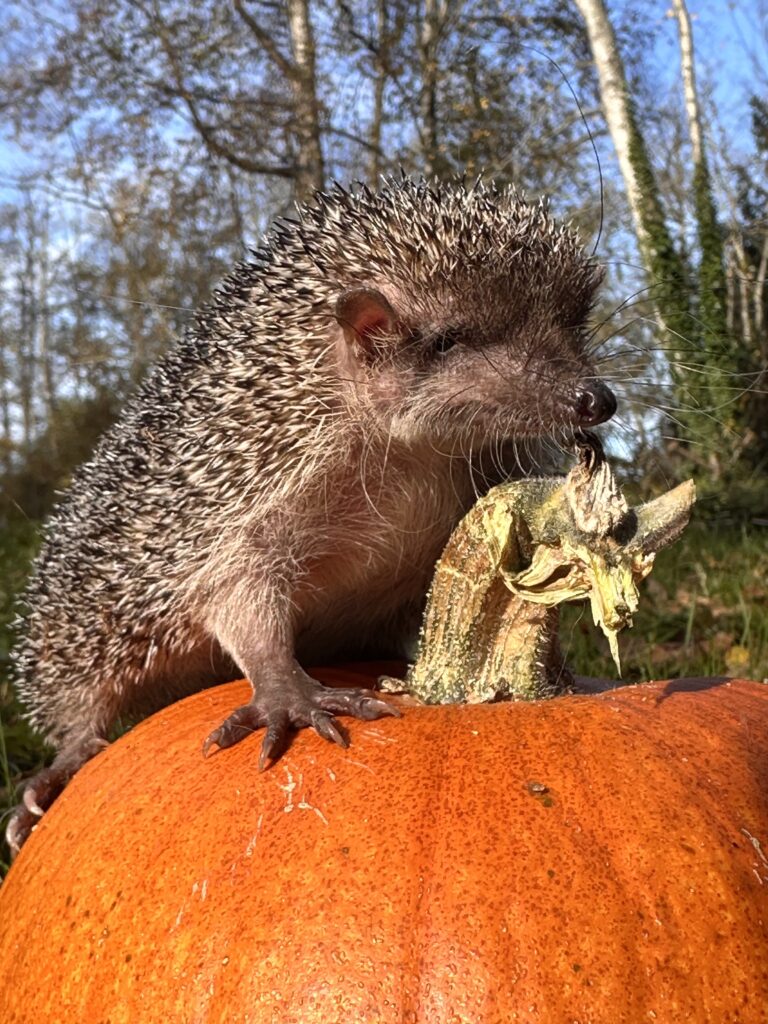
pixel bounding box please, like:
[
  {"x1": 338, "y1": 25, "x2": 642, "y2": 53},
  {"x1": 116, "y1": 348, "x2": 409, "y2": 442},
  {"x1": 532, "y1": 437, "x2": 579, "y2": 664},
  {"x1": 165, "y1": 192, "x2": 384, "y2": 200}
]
[{"x1": 387, "y1": 435, "x2": 695, "y2": 705}]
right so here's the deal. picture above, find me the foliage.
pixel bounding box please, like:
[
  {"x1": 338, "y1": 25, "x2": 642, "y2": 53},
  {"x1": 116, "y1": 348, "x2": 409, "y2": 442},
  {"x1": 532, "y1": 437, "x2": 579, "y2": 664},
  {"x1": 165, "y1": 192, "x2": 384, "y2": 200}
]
[
  {"x1": 1, "y1": 391, "x2": 123, "y2": 523},
  {"x1": 693, "y1": 156, "x2": 728, "y2": 364},
  {"x1": 561, "y1": 522, "x2": 768, "y2": 684},
  {"x1": 622, "y1": 93, "x2": 694, "y2": 411},
  {"x1": 0, "y1": 519, "x2": 45, "y2": 878}
]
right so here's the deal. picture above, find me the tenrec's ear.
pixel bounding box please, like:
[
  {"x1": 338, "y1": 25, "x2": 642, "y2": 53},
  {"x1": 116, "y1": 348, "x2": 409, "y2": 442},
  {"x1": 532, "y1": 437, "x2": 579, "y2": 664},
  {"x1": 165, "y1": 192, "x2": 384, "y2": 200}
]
[{"x1": 335, "y1": 287, "x2": 397, "y2": 358}]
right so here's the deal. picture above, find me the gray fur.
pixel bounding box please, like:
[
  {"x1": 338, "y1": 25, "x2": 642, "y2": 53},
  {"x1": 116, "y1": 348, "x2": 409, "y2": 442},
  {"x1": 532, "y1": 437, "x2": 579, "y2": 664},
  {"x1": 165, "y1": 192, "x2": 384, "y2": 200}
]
[{"x1": 13, "y1": 176, "x2": 606, "y2": 753}]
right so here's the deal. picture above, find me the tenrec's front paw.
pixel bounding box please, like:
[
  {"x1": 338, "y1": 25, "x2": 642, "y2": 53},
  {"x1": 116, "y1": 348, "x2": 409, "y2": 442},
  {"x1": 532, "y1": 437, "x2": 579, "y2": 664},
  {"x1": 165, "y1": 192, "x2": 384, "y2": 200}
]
[{"x1": 203, "y1": 676, "x2": 399, "y2": 768}]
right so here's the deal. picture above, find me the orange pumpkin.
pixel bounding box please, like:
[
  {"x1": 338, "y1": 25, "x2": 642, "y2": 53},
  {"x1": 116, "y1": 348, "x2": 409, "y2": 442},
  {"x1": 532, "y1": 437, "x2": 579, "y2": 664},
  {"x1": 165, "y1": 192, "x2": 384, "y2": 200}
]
[{"x1": 1, "y1": 666, "x2": 767, "y2": 1023}]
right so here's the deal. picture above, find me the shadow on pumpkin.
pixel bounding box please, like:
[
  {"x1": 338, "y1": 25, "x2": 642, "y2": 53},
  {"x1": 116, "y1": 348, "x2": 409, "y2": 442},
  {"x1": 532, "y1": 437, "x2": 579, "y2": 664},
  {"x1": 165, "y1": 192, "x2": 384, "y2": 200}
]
[{"x1": 657, "y1": 675, "x2": 731, "y2": 699}]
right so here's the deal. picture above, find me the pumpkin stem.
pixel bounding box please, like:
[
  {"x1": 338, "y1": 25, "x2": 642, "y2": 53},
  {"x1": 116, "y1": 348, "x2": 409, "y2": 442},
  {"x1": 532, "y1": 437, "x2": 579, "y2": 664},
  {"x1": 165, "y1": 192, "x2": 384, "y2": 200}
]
[{"x1": 398, "y1": 437, "x2": 696, "y2": 704}]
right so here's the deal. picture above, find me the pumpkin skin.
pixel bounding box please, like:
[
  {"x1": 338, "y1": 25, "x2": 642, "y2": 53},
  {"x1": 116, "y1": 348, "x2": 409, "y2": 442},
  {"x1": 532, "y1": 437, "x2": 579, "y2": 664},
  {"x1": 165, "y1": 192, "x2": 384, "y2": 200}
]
[{"x1": 1, "y1": 667, "x2": 767, "y2": 1023}]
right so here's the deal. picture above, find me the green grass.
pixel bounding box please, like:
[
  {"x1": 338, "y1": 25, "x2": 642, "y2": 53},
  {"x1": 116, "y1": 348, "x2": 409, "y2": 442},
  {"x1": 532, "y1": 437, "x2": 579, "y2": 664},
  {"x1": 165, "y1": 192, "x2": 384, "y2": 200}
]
[
  {"x1": 1, "y1": 520, "x2": 766, "y2": 878},
  {"x1": 0, "y1": 519, "x2": 46, "y2": 876},
  {"x1": 560, "y1": 522, "x2": 768, "y2": 683}
]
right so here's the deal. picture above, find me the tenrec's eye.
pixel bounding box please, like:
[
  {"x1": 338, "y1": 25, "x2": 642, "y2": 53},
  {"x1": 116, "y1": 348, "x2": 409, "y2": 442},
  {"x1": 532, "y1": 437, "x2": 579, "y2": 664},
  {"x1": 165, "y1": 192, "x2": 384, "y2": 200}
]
[{"x1": 432, "y1": 333, "x2": 457, "y2": 356}]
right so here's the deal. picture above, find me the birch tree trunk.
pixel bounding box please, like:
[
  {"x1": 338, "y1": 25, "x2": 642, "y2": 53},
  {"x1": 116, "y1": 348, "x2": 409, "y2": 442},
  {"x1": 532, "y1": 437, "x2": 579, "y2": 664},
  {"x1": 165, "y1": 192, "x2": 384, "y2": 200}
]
[
  {"x1": 574, "y1": 0, "x2": 700, "y2": 444},
  {"x1": 754, "y1": 230, "x2": 768, "y2": 346},
  {"x1": 575, "y1": 0, "x2": 690, "y2": 336},
  {"x1": 369, "y1": 0, "x2": 388, "y2": 183},
  {"x1": 574, "y1": 0, "x2": 658, "y2": 258},
  {"x1": 731, "y1": 234, "x2": 755, "y2": 350},
  {"x1": 672, "y1": 0, "x2": 729, "y2": 367},
  {"x1": 725, "y1": 237, "x2": 736, "y2": 337},
  {"x1": 672, "y1": 0, "x2": 702, "y2": 165},
  {"x1": 419, "y1": 0, "x2": 454, "y2": 176},
  {"x1": 231, "y1": 0, "x2": 324, "y2": 198},
  {"x1": 17, "y1": 206, "x2": 37, "y2": 451},
  {"x1": 287, "y1": 0, "x2": 325, "y2": 199},
  {"x1": 35, "y1": 205, "x2": 58, "y2": 436},
  {"x1": 0, "y1": 329, "x2": 11, "y2": 477}
]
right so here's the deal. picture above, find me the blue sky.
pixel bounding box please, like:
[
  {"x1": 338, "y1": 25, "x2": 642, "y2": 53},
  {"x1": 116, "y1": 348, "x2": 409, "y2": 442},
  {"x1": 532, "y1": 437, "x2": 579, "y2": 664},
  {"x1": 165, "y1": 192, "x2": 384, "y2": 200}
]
[
  {"x1": 648, "y1": 0, "x2": 763, "y2": 155},
  {"x1": 0, "y1": 0, "x2": 762, "y2": 184},
  {"x1": 0, "y1": 0, "x2": 759, "y2": 454}
]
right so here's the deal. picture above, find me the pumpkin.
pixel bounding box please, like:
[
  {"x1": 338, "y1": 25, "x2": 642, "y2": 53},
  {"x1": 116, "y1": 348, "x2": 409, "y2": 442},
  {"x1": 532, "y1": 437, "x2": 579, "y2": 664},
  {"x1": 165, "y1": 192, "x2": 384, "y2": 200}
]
[{"x1": 1, "y1": 666, "x2": 767, "y2": 1023}]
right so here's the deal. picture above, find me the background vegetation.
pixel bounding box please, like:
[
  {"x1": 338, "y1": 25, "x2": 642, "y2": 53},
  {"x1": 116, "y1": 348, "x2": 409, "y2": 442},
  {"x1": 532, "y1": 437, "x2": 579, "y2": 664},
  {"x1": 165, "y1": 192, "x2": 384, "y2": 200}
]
[{"x1": 1, "y1": 0, "x2": 766, "y2": 874}]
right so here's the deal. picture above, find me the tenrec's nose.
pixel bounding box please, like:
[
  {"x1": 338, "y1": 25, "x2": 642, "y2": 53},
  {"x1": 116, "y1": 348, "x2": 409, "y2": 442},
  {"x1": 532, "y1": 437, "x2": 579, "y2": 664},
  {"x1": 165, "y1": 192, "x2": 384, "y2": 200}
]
[{"x1": 575, "y1": 382, "x2": 617, "y2": 427}]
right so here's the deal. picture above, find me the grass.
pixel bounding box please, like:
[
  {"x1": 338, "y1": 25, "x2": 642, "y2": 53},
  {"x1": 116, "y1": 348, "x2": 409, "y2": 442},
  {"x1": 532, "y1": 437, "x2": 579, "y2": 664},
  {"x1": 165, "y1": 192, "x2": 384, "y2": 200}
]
[
  {"x1": 0, "y1": 519, "x2": 45, "y2": 876},
  {"x1": 1, "y1": 519, "x2": 766, "y2": 878},
  {"x1": 560, "y1": 522, "x2": 768, "y2": 684}
]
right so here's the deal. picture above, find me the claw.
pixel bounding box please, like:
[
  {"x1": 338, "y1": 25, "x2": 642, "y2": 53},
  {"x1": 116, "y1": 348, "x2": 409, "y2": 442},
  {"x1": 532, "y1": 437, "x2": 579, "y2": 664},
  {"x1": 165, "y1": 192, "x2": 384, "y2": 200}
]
[
  {"x1": 204, "y1": 672, "x2": 402, "y2": 768},
  {"x1": 257, "y1": 744, "x2": 273, "y2": 773},
  {"x1": 23, "y1": 788, "x2": 45, "y2": 817},
  {"x1": 201, "y1": 732, "x2": 220, "y2": 759},
  {"x1": 311, "y1": 711, "x2": 349, "y2": 748},
  {"x1": 258, "y1": 711, "x2": 291, "y2": 770},
  {"x1": 4, "y1": 736, "x2": 109, "y2": 857},
  {"x1": 360, "y1": 697, "x2": 401, "y2": 720},
  {"x1": 6, "y1": 806, "x2": 38, "y2": 859}
]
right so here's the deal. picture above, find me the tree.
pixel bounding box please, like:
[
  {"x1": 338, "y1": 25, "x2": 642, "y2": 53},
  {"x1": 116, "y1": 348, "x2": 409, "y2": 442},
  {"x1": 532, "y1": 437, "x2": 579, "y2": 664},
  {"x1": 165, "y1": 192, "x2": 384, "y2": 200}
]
[
  {"x1": 2, "y1": 0, "x2": 764, "y2": 506},
  {"x1": 574, "y1": 0, "x2": 766, "y2": 487}
]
